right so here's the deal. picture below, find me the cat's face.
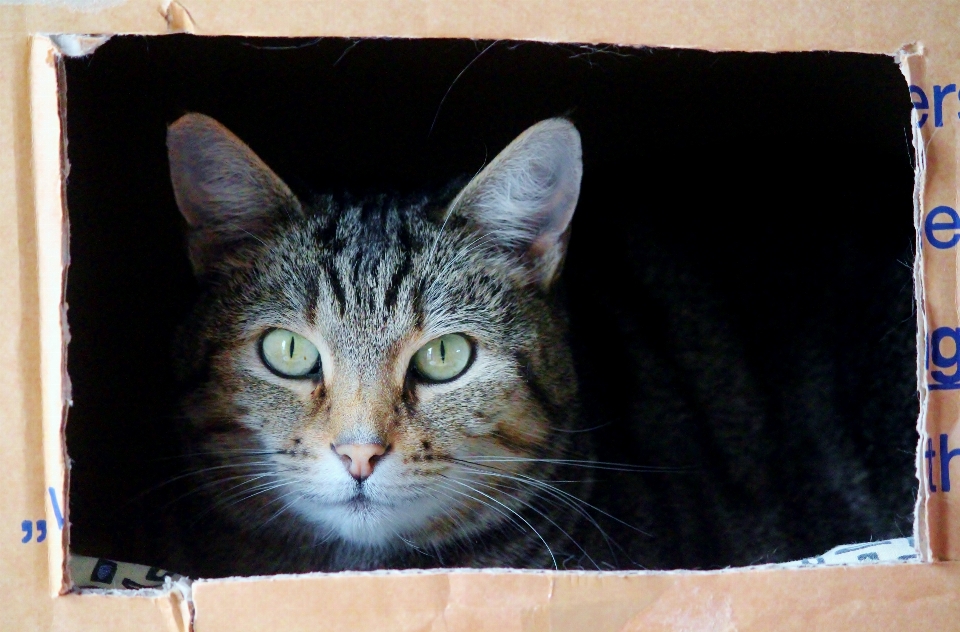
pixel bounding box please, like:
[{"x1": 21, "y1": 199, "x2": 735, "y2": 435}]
[{"x1": 168, "y1": 114, "x2": 583, "y2": 557}]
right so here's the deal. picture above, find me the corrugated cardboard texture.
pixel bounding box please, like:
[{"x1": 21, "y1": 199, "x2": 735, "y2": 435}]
[{"x1": 2, "y1": 1, "x2": 960, "y2": 630}]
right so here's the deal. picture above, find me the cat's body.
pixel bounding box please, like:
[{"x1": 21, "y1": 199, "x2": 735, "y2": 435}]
[{"x1": 163, "y1": 114, "x2": 917, "y2": 577}]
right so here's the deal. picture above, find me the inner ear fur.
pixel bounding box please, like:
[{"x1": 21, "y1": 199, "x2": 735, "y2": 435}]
[{"x1": 448, "y1": 118, "x2": 583, "y2": 290}]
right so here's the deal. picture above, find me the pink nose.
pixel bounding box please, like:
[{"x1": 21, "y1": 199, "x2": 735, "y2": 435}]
[{"x1": 333, "y1": 443, "x2": 387, "y2": 481}]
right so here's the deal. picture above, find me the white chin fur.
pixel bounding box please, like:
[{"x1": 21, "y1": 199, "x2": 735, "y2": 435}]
[{"x1": 291, "y1": 486, "x2": 446, "y2": 548}]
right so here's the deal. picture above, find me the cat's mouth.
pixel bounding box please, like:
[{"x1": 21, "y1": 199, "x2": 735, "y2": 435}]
[
  {"x1": 342, "y1": 493, "x2": 375, "y2": 510},
  {"x1": 326, "y1": 489, "x2": 402, "y2": 516},
  {"x1": 291, "y1": 482, "x2": 447, "y2": 547}
]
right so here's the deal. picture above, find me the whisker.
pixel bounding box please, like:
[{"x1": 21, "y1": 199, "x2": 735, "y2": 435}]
[
  {"x1": 439, "y1": 474, "x2": 558, "y2": 569},
  {"x1": 448, "y1": 458, "x2": 651, "y2": 538},
  {"x1": 184, "y1": 479, "x2": 298, "y2": 530},
  {"x1": 148, "y1": 448, "x2": 280, "y2": 463},
  {"x1": 258, "y1": 490, "x2": 306, "y2": 530},
  {"x1": 162, "y1": 472, "x2": 280, "y2": 509},
  {"x1": 547, "y1": 422, "x2": 612, "y2": 434},
  {"x1": 447, "y1": 474, "x2": 600, "y2": 570},
  {"x1": 431, "y1": 480, "x2": 527, "y2": 536},
  {"x1": 192, "y1": 474, "x2": 304, "y2": 523},
  {"x1": 455, "y1": 467, "x2": 634, "y2": 565},
  {"x1": 457, "y1": 456, "x2": 691, "y2": 473},
  {"x1": 206, "y1": 480, "x2": 295, "y2": 512},
  {"x1": 132, "y1": 461, "x2": 279, "y2": 500},
  {"x1": 428, "y1": 40, "x2": 501, "y2": 137}
]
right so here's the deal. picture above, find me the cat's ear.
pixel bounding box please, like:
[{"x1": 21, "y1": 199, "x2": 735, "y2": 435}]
[
  {"x1": 449, "y1": 118, "x2": 582, "y2": 290},
  {"x1": 167, "y1": 113, "x2": 302, "y2": 275}
]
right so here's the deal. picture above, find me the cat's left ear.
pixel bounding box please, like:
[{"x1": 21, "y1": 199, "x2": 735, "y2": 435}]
[
  {"x1": 448, "y1": 118, "x2": 582, "y2": 291},
  {"x1": 167, "y1": 113, "x2": 303, "y2": 275}
]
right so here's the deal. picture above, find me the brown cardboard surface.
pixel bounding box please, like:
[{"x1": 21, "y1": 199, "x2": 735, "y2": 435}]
[
  {"x1": 0, "y1": 24, "x2": 50, "y2": 632},
  {"x1": 188, "y1": 563, "x2": 960, "y2": 632},
  {"x1": 48, "y1": 592, "x2": 188, "y2": 632},
  {"x1": 3, "y1": 1, "x2": 960, "y2": 630},
  {"x1": 0, "y1": 0, "x2": 953, "y2": 53}
]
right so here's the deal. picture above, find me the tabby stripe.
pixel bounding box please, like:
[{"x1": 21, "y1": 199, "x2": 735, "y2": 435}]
[
  {"x1": 350, "y1": 250, "x2": 364, "y2": 291},
  {"x1": 384, "y1": 253, "x2": 412, "y2": 312},
  {"x1": 324, "y1": 262, "x2": 347, "y2": 316},
  {"x1": 401, "y1": 372, "x2": 420, "y2": 412},
  {"x1": 303, "y1": 270, "x2": 320, "y2": 324},
  {"x1": 411, "y1": 279, "x2": 427, "y2": 330},
  {"x1": 312, "y1": 214, "x2": 343, "y2": 257},
  {"x1": 385, "y1": 218, "x2": 415, "y2": 311}
]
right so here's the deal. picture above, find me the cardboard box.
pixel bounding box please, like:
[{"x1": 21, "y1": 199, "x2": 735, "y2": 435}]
[{"x1": 4, "y1": 1, "x2": 960, "y2": 630}]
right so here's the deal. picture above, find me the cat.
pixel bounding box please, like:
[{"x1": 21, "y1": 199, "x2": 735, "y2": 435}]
[{"x1": 163, "y1": 113, "x2": 917, "y2": 577}]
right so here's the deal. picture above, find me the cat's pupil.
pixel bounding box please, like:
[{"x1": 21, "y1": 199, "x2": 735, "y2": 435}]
[{"x1": 439, "y1": 339, "x2": 446, "y2": 363}]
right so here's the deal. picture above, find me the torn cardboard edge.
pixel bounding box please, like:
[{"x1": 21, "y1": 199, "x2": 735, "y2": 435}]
[
  {"x1": 32, "y1": 31, "x2": 930, "y2": 600},
  {"x1": 162, "y1": 1, "x2": 196, "y2": 34},
  {"x1": 67, "y1": 537, "x2": 921, "y2": 592},
  {"x1": 901, "y1": 45, "x2": 933, "y2": 564},
  {"x1": 48, "y1": 34, "x2": 111, "y2": 57},
  {"x1": 65, "y1": 539, "x2": 921, "y2": 632}
]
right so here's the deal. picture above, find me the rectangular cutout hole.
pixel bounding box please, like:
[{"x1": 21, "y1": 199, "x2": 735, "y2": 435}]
[{"x1": 59, "y1": 36, "x2": 919, "y2": 582}]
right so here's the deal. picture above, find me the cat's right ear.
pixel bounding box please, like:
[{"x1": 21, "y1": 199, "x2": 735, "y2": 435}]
[
  {"x1": 446, "y1": 118, "x2": 582, "y2": 291},
  {"x1": 167, "y1": 113, "x2": 302, "y2": 275}
]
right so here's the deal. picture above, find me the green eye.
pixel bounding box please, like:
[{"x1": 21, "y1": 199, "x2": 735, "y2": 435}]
[
  {"x1": 412, "y1": 334, "x2": 473, "y2": 383},
  {"x1": 260, "y1": 328, "x2": 321, "y2": 378}
]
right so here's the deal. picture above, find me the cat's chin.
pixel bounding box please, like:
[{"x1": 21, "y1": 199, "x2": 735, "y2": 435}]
[{"x1": 291, "y1": 491, "x2": 448, "y2": 549}]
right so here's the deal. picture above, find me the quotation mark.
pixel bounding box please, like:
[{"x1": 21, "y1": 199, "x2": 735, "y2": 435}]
[
  {"x1": 21, "y1": 520, "x2": 47, "y2": 543},
  {"x1": 19, "y1": 487, "x2": 63, "y2": 543}
]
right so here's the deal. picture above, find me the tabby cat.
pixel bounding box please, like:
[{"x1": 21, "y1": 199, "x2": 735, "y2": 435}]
[{"x1": 164, "y1": 113, "x2": 917, "y2": 577}]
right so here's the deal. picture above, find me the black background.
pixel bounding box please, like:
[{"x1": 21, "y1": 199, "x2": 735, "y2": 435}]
[{"x1": 64, "y1": 37, "x2": 916, "y2": 568}]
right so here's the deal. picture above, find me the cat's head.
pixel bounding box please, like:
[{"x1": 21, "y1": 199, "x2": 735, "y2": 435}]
[{"x1": 167, "y1": 114, "x2": 584, "y2": 562}]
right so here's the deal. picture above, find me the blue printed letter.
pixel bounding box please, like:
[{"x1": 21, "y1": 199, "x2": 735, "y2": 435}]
[
  {"x1": 940, "y1": 434, "x2": 960, "y2": 492},
  {"x1": 929, "y1": 327, "x2": 960, "y2": 389},
  {"x1": 926, "y1": 436, "x2": 938, "y2": 492},
  {"x1": 925, "y1": 206, "x2": 960, "y2": 249},
  {"x1": 910, "y1": 85, "x2": 929, "y2": 128},
  {"x1": 934, "y1": 84, "x2": 957, "y2": 128}
]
